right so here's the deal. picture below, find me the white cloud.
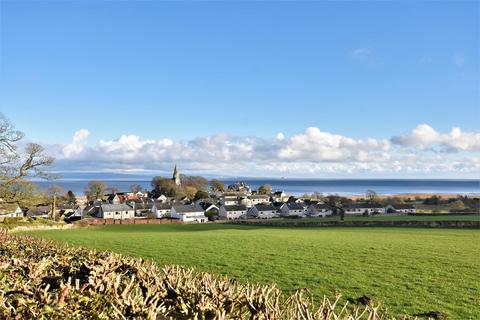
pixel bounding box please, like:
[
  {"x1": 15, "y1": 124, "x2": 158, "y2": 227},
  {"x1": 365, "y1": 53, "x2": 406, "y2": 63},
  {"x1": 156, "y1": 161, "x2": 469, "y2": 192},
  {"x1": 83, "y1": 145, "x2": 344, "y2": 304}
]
[
  {"x1": 391, "y1": 124, "x2": 480, "y2": 152},
  {"x1": 278, "y1": 127, "x2": 390, "y2": 162},
  {"x1": 51, "y1": 124, "x2": 480, "y2": 177},
  {"x1": 276, "y1": 132, "x2": 285, "y2": 141},
  {"x1": 62, "y1": 129, "x2": 89, "y2": 158}
]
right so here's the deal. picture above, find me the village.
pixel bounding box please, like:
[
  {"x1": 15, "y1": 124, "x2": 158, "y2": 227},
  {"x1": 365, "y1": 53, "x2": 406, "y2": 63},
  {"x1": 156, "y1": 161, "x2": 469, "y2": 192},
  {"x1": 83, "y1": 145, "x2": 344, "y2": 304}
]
[{"x1": 2, "y1": 165, "x2": 477, "y2": 224}]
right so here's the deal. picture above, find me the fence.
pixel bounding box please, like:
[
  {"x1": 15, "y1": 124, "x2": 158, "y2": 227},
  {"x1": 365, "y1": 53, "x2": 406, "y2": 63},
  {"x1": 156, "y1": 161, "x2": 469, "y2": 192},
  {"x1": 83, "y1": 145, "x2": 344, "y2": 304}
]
[{"x1": 75, "y1": 218, "x2": 182, "y2": 226}]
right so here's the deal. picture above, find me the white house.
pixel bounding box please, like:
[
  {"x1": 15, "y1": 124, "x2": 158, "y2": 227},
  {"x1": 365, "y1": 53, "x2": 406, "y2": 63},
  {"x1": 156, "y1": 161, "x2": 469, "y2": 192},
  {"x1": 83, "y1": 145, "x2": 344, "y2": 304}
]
[
  {"x1": 247, "y1": 204, "x2": 278, "y2": 219},
  {"x1": 384, "y1": 204, "x2": 416, "y2": 214},
  {"x1": 156, "y1": 194, "x2": 168, "y2": 203},
  {"x1": 219, "y1": 205, "x2": 248, "y2": 220},
  {"x1": 305, "y1": 204, "x2": 332, "y2": 217},
  {"x1": 248, "y1": 195, "x2": 271, "y2": 206},
  {"x1": 220, "y1": 194, "x2": 239, "y2": 206},
  {"x1": 100, "y1": 204, "x2": 135, "y2": 220},
  {"x1": 151, "y1": 202, "x2": 172, "y2": 218},
  {"x1": 0, "y1": 204, "x2": 23, "y2": 219},
  {"x1": 344, "y1": 203, "x2": 385, "y2": 215},
  {"x1": 279, "y1": 203, "x2": 306, "y2": 217},
  {"x1": 171, "y1": 204, "x2": 207, "y2": 223},
  {"x1": 272, "y1": 191, "x2": 288, "y2": 203}
]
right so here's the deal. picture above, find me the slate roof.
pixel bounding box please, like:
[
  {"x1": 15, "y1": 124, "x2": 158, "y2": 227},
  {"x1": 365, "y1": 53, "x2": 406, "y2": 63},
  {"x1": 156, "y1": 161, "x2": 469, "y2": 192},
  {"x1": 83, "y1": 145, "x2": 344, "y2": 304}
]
[
  {"x1": 223, "y1": 205, "x2": 247, "y2": 212},
  {"x1": 249, "y1": 195, "x2": 270, "y2": 199},
  {"x1": 391, "y1": 204, "x2": 415, "y2": 209},
  {"x1": 100, "y1": 204, "x2": 133, "y2": 212},
  {"x1": 254, "y1": 204, "x2": 277, "y2": 211},
  {"x1": 286, "y1": 203, "x2": 305, "y2": 210},
  {"x1": 172, "y1": 204, "x2": 204, "y2": 213},
  {"x1": 153, "y1": 202, "x2": 172, "y2": 210}
]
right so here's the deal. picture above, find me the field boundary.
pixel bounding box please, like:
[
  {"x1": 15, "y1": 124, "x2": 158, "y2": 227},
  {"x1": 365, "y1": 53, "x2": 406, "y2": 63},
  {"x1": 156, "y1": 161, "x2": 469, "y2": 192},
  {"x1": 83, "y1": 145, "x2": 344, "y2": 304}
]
[
  {"x1": 74, "y1": 218, "x2": 182, "y2": 226},
  {"x1": 230, "y1": 219, "x2": 480, "y2": 228}
]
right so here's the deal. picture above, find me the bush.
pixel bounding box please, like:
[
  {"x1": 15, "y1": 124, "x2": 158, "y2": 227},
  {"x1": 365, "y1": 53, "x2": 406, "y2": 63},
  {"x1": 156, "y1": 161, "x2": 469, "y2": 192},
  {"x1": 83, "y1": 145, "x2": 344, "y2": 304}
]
[{"x1": 0, "y1": 229, "x2": 396, "y2": 319}]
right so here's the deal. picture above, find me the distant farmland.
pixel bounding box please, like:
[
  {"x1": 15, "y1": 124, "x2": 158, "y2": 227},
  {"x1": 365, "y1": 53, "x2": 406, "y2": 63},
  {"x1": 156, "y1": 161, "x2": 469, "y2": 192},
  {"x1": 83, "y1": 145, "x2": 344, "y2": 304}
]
[{"x1": 26, "y1": 224, "x2": 480, "y2": 319}]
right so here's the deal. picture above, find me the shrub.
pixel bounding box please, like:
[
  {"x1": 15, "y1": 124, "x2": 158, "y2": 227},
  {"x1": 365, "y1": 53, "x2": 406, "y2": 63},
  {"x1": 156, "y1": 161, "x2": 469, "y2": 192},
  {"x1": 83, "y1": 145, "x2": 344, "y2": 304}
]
[{"x1": 0, "y1": 229, "x2": 400, "y2": 319}]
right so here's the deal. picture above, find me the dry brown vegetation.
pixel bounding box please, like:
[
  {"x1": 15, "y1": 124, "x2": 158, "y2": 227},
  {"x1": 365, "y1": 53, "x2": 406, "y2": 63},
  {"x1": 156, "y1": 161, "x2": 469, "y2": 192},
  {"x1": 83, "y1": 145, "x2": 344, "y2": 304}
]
[{"x1": 0, "y1": 229, "x2": 413, "y2": 320}]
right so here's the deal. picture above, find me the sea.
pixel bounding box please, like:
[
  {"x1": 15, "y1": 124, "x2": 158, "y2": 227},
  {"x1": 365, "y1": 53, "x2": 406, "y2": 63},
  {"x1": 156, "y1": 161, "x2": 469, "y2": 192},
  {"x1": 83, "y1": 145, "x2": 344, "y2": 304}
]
[{"x1": 33, "y1": 178, "x2": 480, "y2": 197}]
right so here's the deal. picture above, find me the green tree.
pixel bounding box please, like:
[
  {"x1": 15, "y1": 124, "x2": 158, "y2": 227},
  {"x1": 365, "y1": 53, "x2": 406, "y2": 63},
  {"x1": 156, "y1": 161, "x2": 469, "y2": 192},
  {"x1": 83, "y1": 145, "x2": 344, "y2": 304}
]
[
  {"x1": 183, "y1": 176, "x2": 209, "y2": 191},
  {"x1": 84, "y1": 181, "x2": 107, "y2": 202},
  {"x1": 194, "y1": 190, "x2": 209, "y2": 201},
  {"x1": 258, "y1": 184, "x2": 272, "y2": 195},
  {"x1": 184, "y1": 186, "x2": 198, "y2": 200},
  {"x1": 151, "y1": 177, "x2": 177, "y2": 197},
  {"x1": 66, "y1": 190, "x2": 77, "y2": 205},
  {"x1": 211, "y1": 179, "x2": 225, "y2": 192}
]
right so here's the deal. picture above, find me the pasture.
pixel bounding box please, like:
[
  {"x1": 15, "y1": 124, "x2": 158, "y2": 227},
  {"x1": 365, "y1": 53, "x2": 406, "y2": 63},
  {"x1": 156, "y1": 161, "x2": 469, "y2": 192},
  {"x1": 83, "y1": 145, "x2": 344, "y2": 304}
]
[{"x1": 26, "y1": 224, "x2": 480, "y2": 319}]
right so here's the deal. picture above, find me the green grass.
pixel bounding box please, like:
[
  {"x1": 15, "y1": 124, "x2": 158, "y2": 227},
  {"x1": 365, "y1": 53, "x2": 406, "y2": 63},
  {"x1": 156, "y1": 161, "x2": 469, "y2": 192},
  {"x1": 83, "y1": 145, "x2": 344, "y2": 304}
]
[
  {"x1": 26, "y1": 224, "x2": 479, "y2": 319},
  {"x1": 274, "y1": 214, "x2": 480, "y2": 222}
]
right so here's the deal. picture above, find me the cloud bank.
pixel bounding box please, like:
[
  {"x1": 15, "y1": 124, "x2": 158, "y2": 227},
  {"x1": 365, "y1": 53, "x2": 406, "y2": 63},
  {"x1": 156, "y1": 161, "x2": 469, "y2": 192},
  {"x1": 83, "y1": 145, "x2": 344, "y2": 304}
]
[{"x1": 49, "y1": 125, "x2": 480, "y2": 177}]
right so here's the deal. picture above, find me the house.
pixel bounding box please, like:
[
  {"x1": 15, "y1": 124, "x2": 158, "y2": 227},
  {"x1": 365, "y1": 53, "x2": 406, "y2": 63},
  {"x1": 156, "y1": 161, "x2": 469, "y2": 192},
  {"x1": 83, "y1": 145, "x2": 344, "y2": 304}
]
[
  {"x1": 156, "y1": 194, "x2": 168, "y2": 203},
  {"x1": 0, "y1": 204, "x2": 23, "y2": 219},
  {"x1": 82, "y1": 205, "x2": 100, "y2": 218},
  {"x1": 219, "y1": 205, "x2": 248, "y2": 220},
  {"x1": 62, "y1": 209, "x2": 82, "y2": 223},
  {"x1": 272, "y1": 191, "x2": 288, "y2": 203},
  {"x1": 385, "y1": 204, "x2": 416, "y2": 214},
  {"x1": 26, "y1": 206, "x2": 51, "y2": 219},
  {"x1": 57, "y1": 204, "x2": 78, "y2": 217},
  {"x1": 279, "y1": 203, "x2": 306, "y2": 217},
  {"x1": 305, "y1": 204, "x2": 332, "y2": 217},
  {"x1": 247, "y1": 204, "x2": 278, "y2": 219},
  {"x1": 248, "y1": 195, "x2": 271, "y2": 206},
  {"x1": 150, "y1": 202, "x2": 172, "y2": 218},
  {"x1": 99, "y1": 204, "x2": 134, "y2": 220},
  {"x1": 171, "y1": 204, "x2": 207, "y2": 223},
  {"x1": 199, "y1": 202, "x2": 219, "y2": 214},
  {"x1": 107, "y1": 193, "x2": 121, "y2": 204},
  {"x1": 220, "y1": 194, "x2": 240, "y2": 206},
  {"x1": 131, "y1": 200, "x2": 155, "y2": 217},
  {"x1": 344, "y1": 203, "x2": 385, "y2": 215}
]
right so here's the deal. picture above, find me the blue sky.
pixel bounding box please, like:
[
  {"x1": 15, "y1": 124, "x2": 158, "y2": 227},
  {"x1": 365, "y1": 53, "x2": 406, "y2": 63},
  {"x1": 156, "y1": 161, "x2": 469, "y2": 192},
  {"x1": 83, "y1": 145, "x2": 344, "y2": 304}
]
[{"x1": 0, "y1": 1, "x2": 479, "y2": 178}]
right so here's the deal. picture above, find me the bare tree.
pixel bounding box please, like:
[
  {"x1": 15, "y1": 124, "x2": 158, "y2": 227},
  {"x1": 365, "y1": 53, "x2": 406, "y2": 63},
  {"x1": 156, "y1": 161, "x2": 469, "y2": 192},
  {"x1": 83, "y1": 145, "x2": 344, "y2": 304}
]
[{"x1": 0, "y1": 113, "x2": 54, "y2": 207}]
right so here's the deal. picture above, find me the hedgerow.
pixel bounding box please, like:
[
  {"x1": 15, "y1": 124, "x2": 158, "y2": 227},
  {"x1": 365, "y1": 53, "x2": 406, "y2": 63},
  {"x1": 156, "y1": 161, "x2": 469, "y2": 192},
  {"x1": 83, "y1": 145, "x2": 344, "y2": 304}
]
[{"x1": 0, "y1": 229, "x2": 404, "y2": 319}]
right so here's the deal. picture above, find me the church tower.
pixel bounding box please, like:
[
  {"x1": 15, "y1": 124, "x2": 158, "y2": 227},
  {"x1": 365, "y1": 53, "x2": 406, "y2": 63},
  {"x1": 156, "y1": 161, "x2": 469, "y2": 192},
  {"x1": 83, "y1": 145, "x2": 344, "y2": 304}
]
[{"x1": 172, "y1": 164, "x2": 181, "y2": 186}]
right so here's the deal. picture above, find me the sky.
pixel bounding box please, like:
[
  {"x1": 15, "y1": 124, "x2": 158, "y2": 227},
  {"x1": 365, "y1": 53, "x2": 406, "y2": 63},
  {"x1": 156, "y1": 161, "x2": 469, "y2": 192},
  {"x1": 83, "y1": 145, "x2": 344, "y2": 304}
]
[{"x1": 0, "y1": 1, "x2": 479, "y2": 178}]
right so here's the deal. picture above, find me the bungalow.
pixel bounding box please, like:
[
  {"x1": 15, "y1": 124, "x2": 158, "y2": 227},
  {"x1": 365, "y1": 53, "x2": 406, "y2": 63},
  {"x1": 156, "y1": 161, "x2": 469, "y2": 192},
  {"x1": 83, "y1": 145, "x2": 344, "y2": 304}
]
[
  {"x1": 26, "y1": 206, "x2": 51, "y2": 219},
  {"x1": 219, "y1": 205, "x2": 248, "y2": 220},
  {"x1": 305, "y1": 204, "x2": 332, "y2": 217},
  {"x1": 0, "y1": 204, "x2": 23, "y2": 219},
  {"x1": 171, "y1": 204, "x2": 207, "y2": 223},
  {"x1": 99, "y1": 204, "x2": 134, "y2": 220},
  {"x1": 247, "y1": 204, "x2": 278, "y2": 219},
  {"x1": 279, "y1": 203, "x2": 306, "y2": 217},
  {"x1": 248, "y1": 194, "x2": 271, "y2": 206},
  {"x1": 344, "y1": 203, "x2": 385, "y2": 215},
  {"x1": 151, "y1": 202, "x2": 172, "y2": 218},
  {"x1": 385, "y1": 204, "x2": 416, "y2": 214}
]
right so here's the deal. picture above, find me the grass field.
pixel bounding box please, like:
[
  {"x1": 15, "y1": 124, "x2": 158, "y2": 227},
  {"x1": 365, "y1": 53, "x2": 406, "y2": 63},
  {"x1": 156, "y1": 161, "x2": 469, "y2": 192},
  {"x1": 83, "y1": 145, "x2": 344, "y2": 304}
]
[
  {"x1": 270, "y1": 214, "x2": 480, "y2": 222},
  {"x1": 26, "y1": 224, "x2": 480, "y2": 319}
]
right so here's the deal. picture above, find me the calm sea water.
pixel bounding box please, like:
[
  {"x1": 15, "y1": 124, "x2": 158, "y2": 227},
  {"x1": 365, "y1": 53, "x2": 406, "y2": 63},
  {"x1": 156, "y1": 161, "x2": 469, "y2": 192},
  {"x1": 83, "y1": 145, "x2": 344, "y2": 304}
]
[{"x1": 34, "y1": 179, "x2": 480, "y2": 196}]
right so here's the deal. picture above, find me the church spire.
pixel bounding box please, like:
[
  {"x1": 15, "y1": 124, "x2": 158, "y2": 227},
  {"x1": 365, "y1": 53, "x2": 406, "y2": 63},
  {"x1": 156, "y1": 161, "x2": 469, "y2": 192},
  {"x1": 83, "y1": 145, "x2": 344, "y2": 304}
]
[{"x1": 172, "y1": 164, "x2": 181, "y2": 186}]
